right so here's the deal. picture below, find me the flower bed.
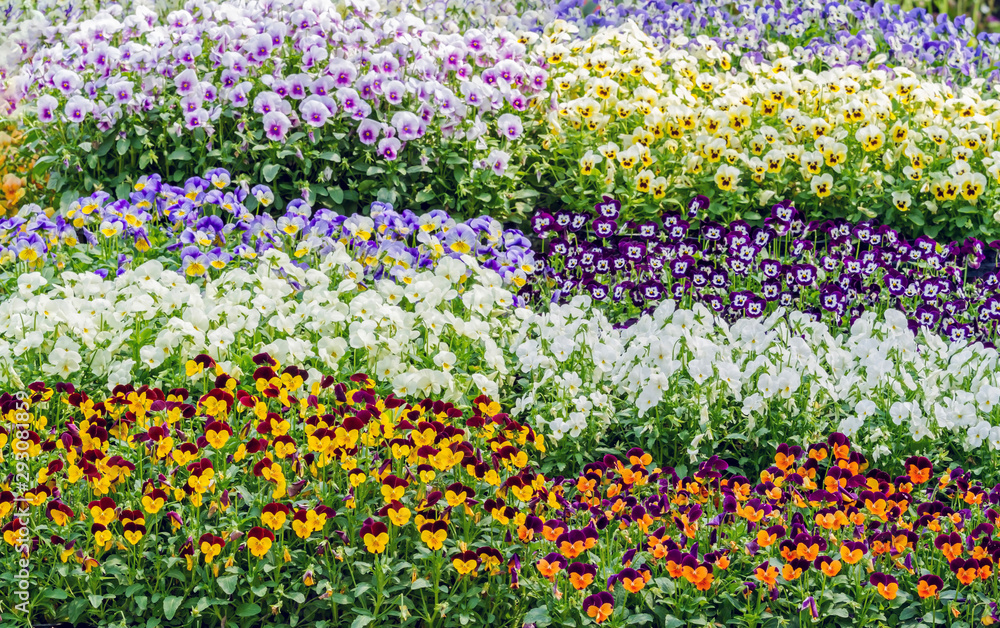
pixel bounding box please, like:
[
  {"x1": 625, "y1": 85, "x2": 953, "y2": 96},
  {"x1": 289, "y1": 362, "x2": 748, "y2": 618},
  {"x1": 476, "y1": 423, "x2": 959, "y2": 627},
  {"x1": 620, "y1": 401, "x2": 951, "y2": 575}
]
[
  {"x1": 547, "y1": 0, "x2": 1000, "y2": 86},
  {"x1": 528, "y1": 196, "x2": 996, "y2": 339},
  {"x1": 4, "y1": 179, "x2": 1000, "y2": 470},
  {"x1": 2, "y1": 378, "x2": 998, "y2": 626},
  {"x1": 2, "y1": 372, "x2": 544, "y2": 626},
  {"x1": 509, "y1": 296, "x2": 1000, "y2": 465},
  {"x1": 6, "y1": 0, "x2": 546, "y2": 217},
  {"x1": 529, "y1": 19, "x2": 1000, "y2": 239},
  {"x1": 1, "y1": 170, "x2": 536, "y2": 286},
  {"x1": 10, "y1": 1, "x2": 1000, "y2": 237},
  {"x1": 4, "y1": 0, "x2": 1000, "y2": 626}
]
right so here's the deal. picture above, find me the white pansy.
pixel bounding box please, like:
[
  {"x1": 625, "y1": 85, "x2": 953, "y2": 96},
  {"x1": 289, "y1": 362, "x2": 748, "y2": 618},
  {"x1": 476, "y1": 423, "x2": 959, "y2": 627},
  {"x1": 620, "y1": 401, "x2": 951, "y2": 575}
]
[
  {"x1": 989, "y1": 426, "x2": 1000, "y2": 450},
  {"x1": 688, "y1": 359, "x2": 713, "y2": 385},
  {"x1": 207, "y1": 327, "x2": 236, "y2": 355},
  {"x1": 889, "y1": 401, "x2": 911, "y2": 425},
  {"x1": 968, "y1": 420, "x2": 992, "y2": 448},
  {"x1": 757, "y1": 372, "x2": 776, "y2": 398},
  {"x1": 43, "y1": 347, "x2": 82, "y2": 377},
  {"x1": 18, "y1": 272, "x2": 47, "y2": 297},
  {"x1": 433, "y1": 351, "x2": 458, "y2": 371}
]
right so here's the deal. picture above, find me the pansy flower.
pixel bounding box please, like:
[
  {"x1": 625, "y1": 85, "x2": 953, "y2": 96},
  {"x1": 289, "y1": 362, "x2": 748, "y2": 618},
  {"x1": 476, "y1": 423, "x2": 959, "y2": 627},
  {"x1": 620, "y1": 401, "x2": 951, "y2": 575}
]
[
  {"x1": 594, "y1": 197, "x2": 620, "y2": 219},
  {"x1": 531, "y1": 212, "x2": 555, "y2": 235},
  {"x1": 262, "y1": 503, "x2": 290, "y2": 530},
  {"x1": 247, "y1": 527, "x2": 276, "y2": 558},
  {"x1": 582, "y1": 592, "x2": 614, "y2": 624},
  {"x1": 568, "y1": 562, "x2": 597, "y2": 590},
  {"x1": 452, "y1": 551, "x2": 479, "y2": 576},
  {"x1": 361, "y1": 521, "x2": 389, "y2": 554},
  {"x1": 903, "y1": 456, "x2": 933, "y2": 486},
  {"x1": 199, "y1": 533, "x2": 225, "y2": 563},
  {"x1": 537, "y1": 552, "x2": 567, "y2": 579},
  {"x1": 869, "y1": 572, "x2": 898, "y2": 600}
]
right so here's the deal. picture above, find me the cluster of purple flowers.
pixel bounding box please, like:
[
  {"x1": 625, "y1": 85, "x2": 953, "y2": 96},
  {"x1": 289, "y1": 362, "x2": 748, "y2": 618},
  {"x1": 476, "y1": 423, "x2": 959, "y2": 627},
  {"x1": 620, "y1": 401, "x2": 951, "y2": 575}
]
[
  {"x1": 548, "y1": 0, "x2": 1000, "y2": 85},
  {"x1": 6, "y1": 0, "x2": 543, "y2": 180},
  {"x1": 1, "y1": 169, "x2": 537, "y2": 290},
  {"x1": 528, "y1": 195, "x2": 1000, "y2": 342}
]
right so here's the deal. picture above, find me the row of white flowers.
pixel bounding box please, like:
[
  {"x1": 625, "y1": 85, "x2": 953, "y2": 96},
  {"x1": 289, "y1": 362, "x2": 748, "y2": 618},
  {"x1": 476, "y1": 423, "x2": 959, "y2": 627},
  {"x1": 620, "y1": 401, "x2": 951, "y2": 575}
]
[
  {"x1": 4, "y1": 252, "x2": 1000, "y2": 453},
  {"x1": 2, "y1": 246, "x2": 514, "y2": 402},
  {"x1": 509, "y1": 296, "x2": 1000, "y2": 456}
]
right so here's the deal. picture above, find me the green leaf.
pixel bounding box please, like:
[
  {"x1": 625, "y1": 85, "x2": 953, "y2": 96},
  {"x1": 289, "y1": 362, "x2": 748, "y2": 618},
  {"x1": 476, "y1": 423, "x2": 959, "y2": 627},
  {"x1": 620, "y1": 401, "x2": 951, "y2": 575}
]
[
  {"x1": 415, "y1": 190, "x2": 435, "y2": 203},
  {"x1": 217, "y1": 574, "x2": 238, "y2": 595},
  {"x1": 167, "y1": 148, "x2": 192, "y2": 161},
  {"x1": 43, "y1": 588, "x2": 69, "y2": 600},
  {"x1": 237, "y1": 602, "x2": 261, "y2": 617},
  {"x1": 136, "y1": 596, "x2": 148, "y2": 612},
  {"x1": 318, "y1": 151, "x2": 341, "y2": 162},
  {"x1": 350, "y1": 616, "x2": 374, "y2": 628},
  {"x1": 628, "y1": 614, "x2": 654, "y2": 625},
  {"x1": 32, "y1": 155, "x2": 58, "y2": 176},
  {"x1": 117, "y1": 138, "x2": 130, "y2": 156},
  {"x1": 330, "y1": 593, "x2": 352, "y2": 604},
  {"x1": 366, "y1": 165, "x2": 385, "y2": 176},
  {"x1": 125, "y1": 584, "x2": 144, "y2": 597},
  {"x1": 523, "y1": 606, "x2": 552, "y2": 627},
  {"x1": 163, "y1": 596, "x2": 184, "y2": 620},
  {"x1": 67, "y1": 599, "x2": 87, "y2": 624},
  {"x1": 88, "y1": 594, "x2": 104, "y2": 608},
  {"x1": 329, "y1": 186, "x2": 344, "y2": 204},
  {"x1": 285, "y1": 591, "x2": 306, "y2": 604},
  {"x1": 353, "y1": 583, "x2": 372, "y2": 598},
  {"x1": 262, "y1": 163, "x2": 281, "y2": 182}
]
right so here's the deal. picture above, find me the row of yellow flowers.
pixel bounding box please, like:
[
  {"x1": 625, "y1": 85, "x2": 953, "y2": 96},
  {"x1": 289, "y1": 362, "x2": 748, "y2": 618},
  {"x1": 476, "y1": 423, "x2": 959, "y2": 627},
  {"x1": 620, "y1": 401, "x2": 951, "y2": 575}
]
[{"x1": 533, "y1": 20, "x2": 1000, "y2": 235}]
